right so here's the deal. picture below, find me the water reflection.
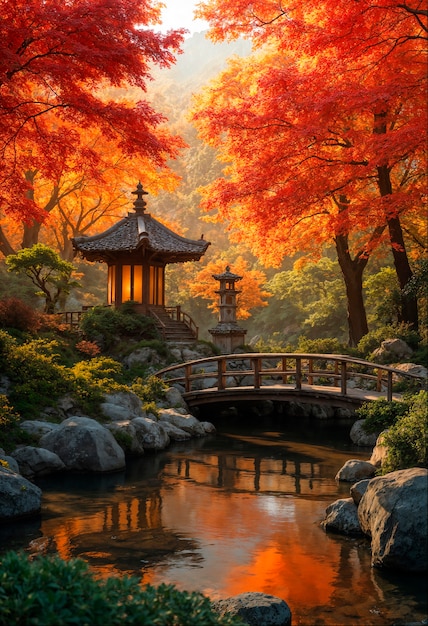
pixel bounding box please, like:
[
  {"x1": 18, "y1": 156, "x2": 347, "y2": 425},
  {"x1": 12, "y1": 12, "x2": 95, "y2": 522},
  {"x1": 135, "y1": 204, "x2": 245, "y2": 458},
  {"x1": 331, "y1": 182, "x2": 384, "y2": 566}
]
[{"x1": 1, "y1": 420, "x2": 426, "y2": 625}]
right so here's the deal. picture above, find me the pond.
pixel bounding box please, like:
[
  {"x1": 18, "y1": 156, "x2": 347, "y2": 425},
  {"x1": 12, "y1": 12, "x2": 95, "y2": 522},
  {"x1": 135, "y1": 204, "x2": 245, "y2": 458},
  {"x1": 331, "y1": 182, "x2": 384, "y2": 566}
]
[{"x1": 1, "y1": 413, "x2": 427, "y2": 625}]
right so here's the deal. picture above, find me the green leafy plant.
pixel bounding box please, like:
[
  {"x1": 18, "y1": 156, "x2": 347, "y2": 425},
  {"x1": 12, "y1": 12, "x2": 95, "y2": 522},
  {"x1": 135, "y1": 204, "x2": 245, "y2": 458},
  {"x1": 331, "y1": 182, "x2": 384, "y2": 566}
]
[
  {"x1": 0, "y1": 552, "x2": 245, "y2": 626},
  {"x1": 80, "y1": 305, "x2": 159, "y2": 350},
  {"x1": 0, "y1": 395, "x2": 31, "y2": 452},
  {"x1": 6, "y1": 244, "x2": 80, "y2": 314},
  {"x1": 382, "y1": 391, "x2": 428, "y2": 474},
  {"x1": 356, "y1": 398, "x2": 410, "y2": 435},
  {"x1": 71, "y1": 357, "x2": 128, "y2": 415}
]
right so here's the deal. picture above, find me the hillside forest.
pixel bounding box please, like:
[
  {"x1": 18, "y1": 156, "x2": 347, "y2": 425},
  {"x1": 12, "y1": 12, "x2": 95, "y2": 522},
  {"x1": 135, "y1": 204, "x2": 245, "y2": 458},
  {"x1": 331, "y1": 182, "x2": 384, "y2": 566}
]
[{"x1": 0, "y1": 0, "x2": 426, "y2": 351}]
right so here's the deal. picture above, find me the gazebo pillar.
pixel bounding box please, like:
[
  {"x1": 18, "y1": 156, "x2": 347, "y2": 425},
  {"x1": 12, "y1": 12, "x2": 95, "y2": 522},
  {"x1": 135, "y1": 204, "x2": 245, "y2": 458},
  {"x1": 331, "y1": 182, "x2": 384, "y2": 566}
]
[{"x1": 209, "y1": 266, "x2": 247, "y2": 354}]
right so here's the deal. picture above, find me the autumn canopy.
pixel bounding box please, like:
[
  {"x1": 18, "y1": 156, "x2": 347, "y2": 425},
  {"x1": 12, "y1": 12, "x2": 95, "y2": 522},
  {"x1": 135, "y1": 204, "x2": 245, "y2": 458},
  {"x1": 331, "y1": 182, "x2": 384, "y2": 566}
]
[{"x1": 192, "y1": 0, "x2": 427, "y2": 344}]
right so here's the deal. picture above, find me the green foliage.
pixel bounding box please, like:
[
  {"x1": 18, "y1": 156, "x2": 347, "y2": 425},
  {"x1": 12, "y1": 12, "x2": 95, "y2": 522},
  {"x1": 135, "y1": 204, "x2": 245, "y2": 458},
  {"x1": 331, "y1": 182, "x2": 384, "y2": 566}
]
[
  {"x1": 296, "y1": 336, "x2": 351, "y2": 355},
  {"x1": 6, "y1": 244, "x2": 79, "y2": 314},
  {"x1": 357, "y1": 323, "x2": 421, "y2": 360},
  {"x1": 131, "y1": 375, "x2": 167, "y2": 404},
  {"x1": 363, "y1": 267, "x2": 401, "y2": 327},
  {"x1": 253, "y1": 257, "x2": 348, "y2": 344},
  {"x1": 356, "y1": 398, "x2": 410, "y2": 435},
  {"x1": 5, "y1": 338, "x2": 73, "y2": 417},
  {"x1": 0, "y1": 395, "x2": 31, "y2": 453},
  {"x1": 0, "y1": 552, "x2": 245, "y2": 626},
  {"x1": 71, "y1": 357, "x2": 128, "y2": 415},
  {"x1": 80, "y1": 305, "x2": 159, "y2": 350},
  {"x1": 382, "y1": 391, "x2": 428, "y2": 473}
]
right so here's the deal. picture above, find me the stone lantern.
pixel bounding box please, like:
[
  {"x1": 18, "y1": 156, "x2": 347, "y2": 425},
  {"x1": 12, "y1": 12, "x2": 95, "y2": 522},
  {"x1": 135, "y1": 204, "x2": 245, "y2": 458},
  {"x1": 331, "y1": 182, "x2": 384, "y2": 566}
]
[{"x1": 209, "y1": 266, "x2": 247, "y2": 353}]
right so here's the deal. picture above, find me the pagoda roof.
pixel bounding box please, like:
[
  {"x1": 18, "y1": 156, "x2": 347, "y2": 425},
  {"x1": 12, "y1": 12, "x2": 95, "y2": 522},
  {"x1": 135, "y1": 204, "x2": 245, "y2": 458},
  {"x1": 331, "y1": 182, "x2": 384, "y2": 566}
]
[{"x1": 72, "y1": 183, "x2": 210, "y2": 264}]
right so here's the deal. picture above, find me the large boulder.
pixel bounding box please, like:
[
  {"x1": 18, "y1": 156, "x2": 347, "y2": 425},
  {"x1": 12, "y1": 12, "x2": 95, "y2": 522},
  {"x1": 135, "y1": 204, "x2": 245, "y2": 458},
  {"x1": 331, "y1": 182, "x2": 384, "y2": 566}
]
[
  {"x1": 211, "y1": 592, "x2": 292, "y2": 626},
  {"x1": 11, "y1": 446, "x2": 65, "y2": 479},
  {"x1": 371, "y1": 338, "x2": 413, "y2": 363},
  {"x1": 350, "y1": 419, "x2": 378, "y2": 447},
  {"x1": 105, "y1": 421, "x2": 145, "y2": 456},
  {"x1": 158, "y1": 408, "x2": 207, "y2": 436},
  {"x1": 20, "y1": 420, "x2": 60, "y2": 442},
  {"x1": 132, "y1": 417, "x2": 170, "y2": 450},
  {"x1": 335, "y1": 459, "x2": 376, "y2": 482},
  {"x1": 369, "y1": 431, "x2": 389, "y2": 468},
  {"x1": 39, "y1": 416, "x2": 125, "y2": 472},
  {"x1": 358, "y1": 468, "x2": 428, "y2": 571},
  {"x1": 0, "y1": 466, "x2": 42, "y2": 520},
  {"x1": 321, "y1": 497, "x2": 363, "y2": 536},
  {"x1": 100, "y1": 391, "x2": 144, "y2": 421}
]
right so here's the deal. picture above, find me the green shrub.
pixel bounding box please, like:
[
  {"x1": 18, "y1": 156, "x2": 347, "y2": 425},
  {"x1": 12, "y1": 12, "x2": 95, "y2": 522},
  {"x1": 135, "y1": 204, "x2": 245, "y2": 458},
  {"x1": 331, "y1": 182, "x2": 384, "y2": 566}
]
[
  {"x1": 0, "y1": 395, "x2": 31, "y2": 452},
  {"x1": 80, "y1": 305, "x2": 159, "y2": 350},
  {"x1": 382, "y1": 391, "x2": 428, "y2": 474},
  {"x1": 5, "y1": 339, "x2": 73, "y2": 417},
  {"x1": 296, "y1": 336, "x2": 351, "y2": 355},
  {"x1": 0, "y1": 552, "x2": 245, "y2": 626},
  {"x1": 357, "y1": 323, "x2": 421, "y2": 360},
  {"x1": 356, "y1": 398, "x2": 410, "y2": 435},
  {"x1": 131, "y1": 375, "x2": 167, "y2": 403},
  {"x1": 71, "y1": 357, "x2": 128, "y2": 414}
]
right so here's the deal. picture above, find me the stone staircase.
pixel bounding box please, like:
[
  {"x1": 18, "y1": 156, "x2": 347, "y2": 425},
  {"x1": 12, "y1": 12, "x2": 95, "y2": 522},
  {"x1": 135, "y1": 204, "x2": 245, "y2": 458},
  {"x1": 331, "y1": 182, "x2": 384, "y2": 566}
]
[{"x1": 149, "y1": 306, "x2": 197, "y2": 342}]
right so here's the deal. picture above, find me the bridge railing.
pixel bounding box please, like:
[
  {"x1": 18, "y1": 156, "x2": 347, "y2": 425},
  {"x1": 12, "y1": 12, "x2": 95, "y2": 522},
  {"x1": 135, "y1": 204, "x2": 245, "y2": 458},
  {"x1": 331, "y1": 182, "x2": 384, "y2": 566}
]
[{"x1": 155, "y1": 353, "x2": 426, "y2": 402}]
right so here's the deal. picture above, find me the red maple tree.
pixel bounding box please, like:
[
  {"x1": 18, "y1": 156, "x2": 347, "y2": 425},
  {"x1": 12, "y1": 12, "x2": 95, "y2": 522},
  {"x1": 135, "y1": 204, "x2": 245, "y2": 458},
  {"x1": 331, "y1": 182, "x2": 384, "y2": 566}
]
[
  {"x1": 0, "y1": 0, "x2": 186, "y2": 224},
  {"x1": 192, "y1": 0, "x2": 427, "y2": 344}
]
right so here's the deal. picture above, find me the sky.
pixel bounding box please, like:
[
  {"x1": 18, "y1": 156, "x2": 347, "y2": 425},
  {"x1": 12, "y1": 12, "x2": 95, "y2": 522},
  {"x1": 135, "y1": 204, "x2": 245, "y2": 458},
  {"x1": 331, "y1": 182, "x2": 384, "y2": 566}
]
[{"x1": 159, "y1": 0, "x2": 208, "y2": 34}]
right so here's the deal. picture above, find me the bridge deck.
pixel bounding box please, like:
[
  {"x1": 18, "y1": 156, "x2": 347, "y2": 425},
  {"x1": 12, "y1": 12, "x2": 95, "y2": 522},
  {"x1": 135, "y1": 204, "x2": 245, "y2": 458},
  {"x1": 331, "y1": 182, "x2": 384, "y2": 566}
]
[
  {"x1": 156, "y1": 353, "x2": 425, "y2": 410},
  {"x1": 182, "y1": 383, "x2": 404, "y2": 409}
]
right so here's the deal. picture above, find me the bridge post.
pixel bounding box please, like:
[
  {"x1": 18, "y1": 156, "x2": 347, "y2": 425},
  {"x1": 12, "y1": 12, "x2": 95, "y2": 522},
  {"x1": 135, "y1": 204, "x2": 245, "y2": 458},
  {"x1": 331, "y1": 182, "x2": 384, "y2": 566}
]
[
  {"x1": 295, "y1": 357, "x2": 302, "y2": 390},
  {"x1": 308, "y1": 358, "x2": 314, "y2": 385},
  {"x1": 252, "y1": 357, "x2": 261, "y2": 389},
  {"x1": 340, "y1": 360, "x2": 347, "y2": 395},
  {"x1": 185, "y1": 363, "x2": 192, "y2": 392},
  {"x1": 387, "y1": 370, "x2": 393, "y2": 401},
  {"x1": 218, "y1": 358, "x2": 226, "y2": 390},
  {"x1": 282, "y1": 357, "x2": 288, "y2": 384}
]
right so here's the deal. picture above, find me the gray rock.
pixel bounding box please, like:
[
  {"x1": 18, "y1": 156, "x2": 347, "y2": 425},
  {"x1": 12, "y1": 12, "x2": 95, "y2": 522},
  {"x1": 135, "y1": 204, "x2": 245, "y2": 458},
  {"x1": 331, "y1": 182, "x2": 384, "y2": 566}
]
[
  {"x1": 39, "y1": 416, "x2": 125, "y2": 472},
  {"x1": 163, "y1": 386, "x2": 189, "y2": 409},
  {"x1": 369, "y1": 431, "x2": 389, "y2": 468},
  {"x1": 0, "y1": 454, "x2": 19, "y2": 473},
  {"x1": 101, "y1": 391, "x2": 143, "y2": 421},
  {"x1": 106, "y1": 421, "x2": 145, "y2": 456},
  {"x1": 371, "y1": 338, "x2": 413, "y2": 363},
  {"x1": 200, "y1": 421, "x2": 216, "y2": 434},
  {"x1": 392, "y1": 362, "x2": 427, "y2": 379},
  {"x1": 11, "y1": 446, "x2": 65, "y2": 478},
  {"x1": 358, "y1": 468, "x2": 428, "y2": 571},
  {"x1": 132, "y1": 417, "x2": 170, "y2": 450},
  {"x1": 0, "y1": 466, "x2": 42, "y2": 520},
  {"x1": 335, "y1": 459, "x2": 376, "y2": 482},
  {"x1": 350, "y1": 419, "x2": 378, "y2": 447},
  {"x1": 350, "y1": 479, "x2": 371, "y2": 505},
  {"x1": 122, "y1": 347, "x2": 163, "y2": 369},
  {"x1": 158, "y1": 408, "x2": 207, "y2": 436},
  {"x1": 20, "y1": 420, "x2": 60, "y2": 442},
  {"x1": 160, "y1": 421, "x2": 192, "y2": 441},
  {"x1": 212, "y1": 592, "x2": 291, "y2": 626},
  {"x1": 321, "y1": 497, "x2": 363, "y2": 536}
]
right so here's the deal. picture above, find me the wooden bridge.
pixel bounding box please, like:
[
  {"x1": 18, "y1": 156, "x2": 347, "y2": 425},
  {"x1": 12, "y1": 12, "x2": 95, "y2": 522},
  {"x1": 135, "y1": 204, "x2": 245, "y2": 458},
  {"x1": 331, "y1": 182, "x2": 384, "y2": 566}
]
[{"x1": 155, "y1": 353, "x2": 426, "y2": 410}]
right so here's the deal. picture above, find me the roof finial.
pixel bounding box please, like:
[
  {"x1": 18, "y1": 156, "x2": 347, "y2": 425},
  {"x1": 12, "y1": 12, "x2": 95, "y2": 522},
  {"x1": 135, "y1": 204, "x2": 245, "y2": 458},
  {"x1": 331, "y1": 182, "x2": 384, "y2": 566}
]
[{"x1": 132, "y1": 181, "x2": 148, "y2": 213}]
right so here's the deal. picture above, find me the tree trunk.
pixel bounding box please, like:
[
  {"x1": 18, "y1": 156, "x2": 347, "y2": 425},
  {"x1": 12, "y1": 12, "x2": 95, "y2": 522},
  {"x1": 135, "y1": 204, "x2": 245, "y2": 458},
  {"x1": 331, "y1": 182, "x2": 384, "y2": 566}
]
[
  {"x1": 0, "y1": 224, "x2": 16, "y2": 257},
  {"x1": 374, "y1": 113, "x2": 418, "y2": 330},
  {"x1": 335, "y1": 233, "x2": 369, "y2": 346}
]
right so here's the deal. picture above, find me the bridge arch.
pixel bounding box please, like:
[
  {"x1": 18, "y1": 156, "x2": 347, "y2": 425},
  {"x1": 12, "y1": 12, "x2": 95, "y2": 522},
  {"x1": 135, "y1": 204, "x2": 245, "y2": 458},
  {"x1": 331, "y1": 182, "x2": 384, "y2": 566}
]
[{"x1": 155, "y1": 353, "x2": 425, "y2": 411}]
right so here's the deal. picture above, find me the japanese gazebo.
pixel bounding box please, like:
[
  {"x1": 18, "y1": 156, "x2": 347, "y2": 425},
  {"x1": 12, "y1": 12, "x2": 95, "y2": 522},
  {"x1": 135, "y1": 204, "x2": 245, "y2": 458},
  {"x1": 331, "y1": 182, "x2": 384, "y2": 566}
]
[{"x1": 72, "y1": 182, "x2": 210, "y2": 339}]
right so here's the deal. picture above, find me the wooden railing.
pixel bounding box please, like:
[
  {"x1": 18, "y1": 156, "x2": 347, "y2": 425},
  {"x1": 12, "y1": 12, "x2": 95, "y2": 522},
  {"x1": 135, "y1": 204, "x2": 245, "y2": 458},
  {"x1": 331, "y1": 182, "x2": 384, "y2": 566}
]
[
  {"x1": 155, "y1": 353, "x2": 426, "y2": 404},
  {"x1": 165, "y1": 306, "x2": 199, "y2": 339}
]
